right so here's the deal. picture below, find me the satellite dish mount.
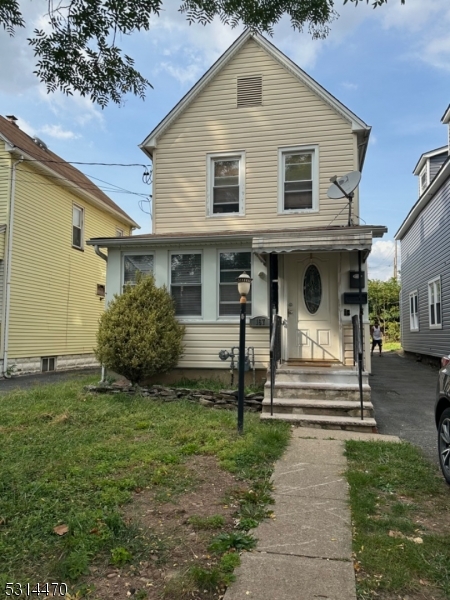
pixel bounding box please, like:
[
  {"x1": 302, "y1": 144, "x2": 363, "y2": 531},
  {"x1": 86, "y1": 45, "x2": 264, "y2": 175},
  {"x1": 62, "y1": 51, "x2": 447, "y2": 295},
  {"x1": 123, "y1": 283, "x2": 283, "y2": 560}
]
[{"x1": 327, "y1": 171, "x2": 361, "y2": 226}]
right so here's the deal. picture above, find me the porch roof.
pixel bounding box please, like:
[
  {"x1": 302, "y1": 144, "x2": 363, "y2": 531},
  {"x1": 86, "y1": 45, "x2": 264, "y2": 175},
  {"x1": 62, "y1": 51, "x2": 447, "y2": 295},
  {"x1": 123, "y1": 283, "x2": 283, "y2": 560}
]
[
  {"x1": 88, "y1": 225, "x2": 387, "y2": 250},
  {"x1": 252, "y1": 227, "x2": 386, "y2": 256}
]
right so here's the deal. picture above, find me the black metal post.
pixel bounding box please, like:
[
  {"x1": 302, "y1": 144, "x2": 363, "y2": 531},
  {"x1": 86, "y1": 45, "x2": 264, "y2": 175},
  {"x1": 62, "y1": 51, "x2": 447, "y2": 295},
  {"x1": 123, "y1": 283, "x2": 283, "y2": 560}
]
[
  {"x1": 358, "y1": 250, "x2": 364, "y2": 420},
  {"x1": 238, "y1": 296, "x2": 247, "y2": 434}
]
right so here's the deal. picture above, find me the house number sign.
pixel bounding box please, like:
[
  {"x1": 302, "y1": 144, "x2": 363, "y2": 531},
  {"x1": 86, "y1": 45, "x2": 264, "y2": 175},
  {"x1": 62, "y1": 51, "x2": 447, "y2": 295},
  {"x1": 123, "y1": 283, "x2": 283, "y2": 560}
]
[{"x1": 249, "y1": 316, "x2": 270, "y2": 327}]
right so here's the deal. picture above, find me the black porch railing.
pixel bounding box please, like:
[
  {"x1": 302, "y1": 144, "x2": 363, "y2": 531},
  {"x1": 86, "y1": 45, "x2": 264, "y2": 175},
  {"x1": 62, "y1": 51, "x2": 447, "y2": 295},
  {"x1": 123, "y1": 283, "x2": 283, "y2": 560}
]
[
  {"x1": 352, "y1": 315, "x2": 364, "y2": 421},
  {"x1": 270, "y1": 313, "x2": 282, "y2": 416}
]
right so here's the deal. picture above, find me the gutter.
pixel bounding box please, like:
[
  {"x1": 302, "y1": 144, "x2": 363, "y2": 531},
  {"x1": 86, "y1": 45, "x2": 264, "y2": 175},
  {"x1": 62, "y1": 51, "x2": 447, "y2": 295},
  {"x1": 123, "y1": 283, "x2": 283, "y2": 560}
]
[{"x1": 3, "y1": 156, "x2": 23, "y2": 376}]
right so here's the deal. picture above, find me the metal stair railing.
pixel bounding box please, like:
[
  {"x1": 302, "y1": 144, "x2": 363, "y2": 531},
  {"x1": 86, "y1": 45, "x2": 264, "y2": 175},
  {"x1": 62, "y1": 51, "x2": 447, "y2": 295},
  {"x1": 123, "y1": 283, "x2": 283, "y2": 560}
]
[{"x1": 270, "y1": 313, "x2": 282, "y2": 416}]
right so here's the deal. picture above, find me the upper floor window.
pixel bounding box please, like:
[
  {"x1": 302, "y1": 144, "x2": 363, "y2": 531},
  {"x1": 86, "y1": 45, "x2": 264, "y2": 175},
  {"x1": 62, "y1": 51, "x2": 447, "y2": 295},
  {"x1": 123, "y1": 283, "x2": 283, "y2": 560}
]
[
  {"x1": 207, "y1": 152, "x2": 245, "y2": 216},
  {"x1": 279, "y1": 146, "x2": 318, "y2": 213},
  {"x1": 72, "y1": 205, "x2": 84, "y2": 249},
  {"x1": 123, "y1": 254, "x2": 154, "y2": 288},
  {"x1": 116, "y1": 228, "x2": 124, "y2": 237},
  {"x1": 409, "y1": 290, "x2": 419, "y2": 331},
  {"x1": 171, "y1": 253, "x2": 202, "y2": 317},
  {"x1": 428, "y1": 276, "x2": 442, "y2": 328},
  {"x1": 419, "y1": 165, "x2": 428, "y2": 195},
  {"x1": 219, "y1": 251, "x2": 252, "y2": 316}
]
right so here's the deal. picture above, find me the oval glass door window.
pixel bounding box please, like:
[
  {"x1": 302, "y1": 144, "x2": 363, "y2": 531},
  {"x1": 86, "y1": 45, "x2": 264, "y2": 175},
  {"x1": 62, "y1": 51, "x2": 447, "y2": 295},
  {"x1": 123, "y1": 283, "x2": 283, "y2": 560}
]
[{"x1": 303, "y1": 265, "x2": 322, "y2": 314}]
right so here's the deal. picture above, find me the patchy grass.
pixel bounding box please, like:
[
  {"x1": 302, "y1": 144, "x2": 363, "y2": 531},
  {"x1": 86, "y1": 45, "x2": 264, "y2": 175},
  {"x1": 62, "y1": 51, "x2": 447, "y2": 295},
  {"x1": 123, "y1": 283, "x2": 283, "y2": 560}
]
[
  {"x1": 345, "y1": 440, "x2": 450, "y2": 599},
  {"x1": 382, "y1": 341, "x2": 402, "y2": 352},
  {"x1": 0, "y1": 375, "x2": 290, "y2": 597}
]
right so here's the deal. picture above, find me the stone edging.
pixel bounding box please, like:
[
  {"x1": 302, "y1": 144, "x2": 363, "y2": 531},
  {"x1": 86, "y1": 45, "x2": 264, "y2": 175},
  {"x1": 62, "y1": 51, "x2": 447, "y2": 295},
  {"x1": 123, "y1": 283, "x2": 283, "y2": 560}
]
[{"x1": 84, "y1": 384, "x2": 264, "y2": 412}]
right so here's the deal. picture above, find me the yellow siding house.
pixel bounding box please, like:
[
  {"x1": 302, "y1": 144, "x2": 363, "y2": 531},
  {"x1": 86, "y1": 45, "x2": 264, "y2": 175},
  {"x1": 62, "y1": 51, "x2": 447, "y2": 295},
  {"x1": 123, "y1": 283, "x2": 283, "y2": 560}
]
[
  {"x1": 89, "y1": 31, "x2": 387, "y2": 431},
  {"x1": 0, "y1": 115, "x2": 138, "y2": 375}
]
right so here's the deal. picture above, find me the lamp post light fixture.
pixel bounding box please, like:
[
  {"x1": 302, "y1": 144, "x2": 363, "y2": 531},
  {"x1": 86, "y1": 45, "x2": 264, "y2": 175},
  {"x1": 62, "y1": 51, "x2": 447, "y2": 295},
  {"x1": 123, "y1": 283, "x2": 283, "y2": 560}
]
[{"x1": 236, "y1": 272, "x2": 252, "y2": 434}]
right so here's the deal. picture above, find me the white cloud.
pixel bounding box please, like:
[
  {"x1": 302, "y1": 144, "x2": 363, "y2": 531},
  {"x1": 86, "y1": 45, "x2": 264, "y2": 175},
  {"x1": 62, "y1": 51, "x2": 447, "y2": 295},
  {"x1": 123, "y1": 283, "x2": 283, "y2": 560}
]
[
  {"x1": 40, "y1": 124, "x2": 79, "y2": 140},
  {"x1": 342, "y1": 81, "x2": 358, "y2": 91},
  {"x1": 368, "y1": 240, "x2": 400, "y2": 281},
  {"x1": 16, "y1": 117, "x2": 36, "y2": 138}
]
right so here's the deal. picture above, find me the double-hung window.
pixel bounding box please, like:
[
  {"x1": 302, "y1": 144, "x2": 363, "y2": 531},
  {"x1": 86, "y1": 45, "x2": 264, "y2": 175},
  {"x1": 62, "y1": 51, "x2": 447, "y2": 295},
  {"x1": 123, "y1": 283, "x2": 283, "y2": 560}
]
[
  {"x1": 279, "y1": 146, "x2": 318, "y2": 213},
  {"x1": 123, "y1": 254, "x2": 154, "y2": 289},
  {"x1": 219, "y1": 252, "x2": 252, "y2": 316},
  {"x1": 171, "y1": 253, "x2": 202, "y2": 317},
  {"x1": 207, "y1": 153, "x2": 244, "y2": 216},
  {"x1": 409, "y1": 290, "x2": 419, "y2": 331},
  {"x1": 428, "y1": 277, "x2": 442, "y2": 328},
  {"x1": 72, "y1": 205, "x2": 84, "y2": 249},
  {"x1": 419, "y1": 165, "x2": 428, "y2": 196}
]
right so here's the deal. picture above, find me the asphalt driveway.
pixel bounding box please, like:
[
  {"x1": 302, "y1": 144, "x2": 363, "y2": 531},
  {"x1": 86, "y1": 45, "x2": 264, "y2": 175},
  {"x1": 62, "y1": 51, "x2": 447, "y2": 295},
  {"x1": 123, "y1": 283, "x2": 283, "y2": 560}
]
[{"x1": 370, "y1": 351, "x2": 440, "y2": 465}]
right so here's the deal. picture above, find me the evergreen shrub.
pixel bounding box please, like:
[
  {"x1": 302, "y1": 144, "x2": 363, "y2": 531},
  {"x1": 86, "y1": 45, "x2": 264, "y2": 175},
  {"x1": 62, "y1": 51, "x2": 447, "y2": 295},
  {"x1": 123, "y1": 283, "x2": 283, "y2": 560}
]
[{"x1": 95, "y1": 275, "x2": 185, "y2": 385}]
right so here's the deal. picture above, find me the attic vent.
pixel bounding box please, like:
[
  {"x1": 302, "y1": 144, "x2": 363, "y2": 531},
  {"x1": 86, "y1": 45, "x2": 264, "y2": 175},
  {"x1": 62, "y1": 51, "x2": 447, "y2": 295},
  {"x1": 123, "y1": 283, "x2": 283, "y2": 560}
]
[
  {"x1": 33, "y1": 136, "x2": 48, "y2": 151},
  {"x1": 237, "y1": 76, "x2": 262, "y2": 107}
]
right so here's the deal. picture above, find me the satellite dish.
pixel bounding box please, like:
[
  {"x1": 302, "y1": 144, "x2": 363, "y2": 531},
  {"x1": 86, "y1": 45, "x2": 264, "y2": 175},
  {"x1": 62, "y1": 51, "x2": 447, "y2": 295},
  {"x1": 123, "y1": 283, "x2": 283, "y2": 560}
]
[{"x1": 327, "y1": 171, "x2": 361, "y2": 199}]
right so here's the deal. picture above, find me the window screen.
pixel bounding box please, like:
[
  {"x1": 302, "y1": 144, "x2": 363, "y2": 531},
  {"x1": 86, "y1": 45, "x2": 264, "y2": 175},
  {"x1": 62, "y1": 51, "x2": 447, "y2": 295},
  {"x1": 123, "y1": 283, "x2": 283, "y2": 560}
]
[
  {"x1": 171, "y1": 254, "x2": 202, "y2": 316},
  {"x1": 219, "y1": 252, "x2": 252, "y2": 316},
  {"x1": 123, "y1": 255, "x2": 154, "y2": 287}
]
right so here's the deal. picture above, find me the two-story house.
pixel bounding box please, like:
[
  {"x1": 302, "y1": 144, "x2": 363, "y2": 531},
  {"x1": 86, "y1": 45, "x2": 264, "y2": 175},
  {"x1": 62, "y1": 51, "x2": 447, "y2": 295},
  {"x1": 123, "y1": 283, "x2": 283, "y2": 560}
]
[
  {"x1": 395, "y1": 105, "x2": 450, "y2": 360},
  {"x1": 0, "y1": 115, "x2": 139, "y2": 375},
  {"x1": 88, "y1": 31, "x2": 386, "y2": 431}
]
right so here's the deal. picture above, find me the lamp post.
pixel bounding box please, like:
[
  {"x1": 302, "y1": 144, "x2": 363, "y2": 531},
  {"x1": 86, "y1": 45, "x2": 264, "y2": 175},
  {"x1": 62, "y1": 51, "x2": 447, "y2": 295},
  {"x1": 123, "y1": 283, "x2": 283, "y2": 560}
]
[{"x1": 236, "y1": 272, "x2": 252, "y2": 434}]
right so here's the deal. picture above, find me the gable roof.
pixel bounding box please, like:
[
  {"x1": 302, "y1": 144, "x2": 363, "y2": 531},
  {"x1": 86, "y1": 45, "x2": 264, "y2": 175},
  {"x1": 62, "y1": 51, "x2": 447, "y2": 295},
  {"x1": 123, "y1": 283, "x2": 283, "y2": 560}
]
[
  {"x1": 413, "y1": 145, "x2": 448, "y2": 176},
  {"x1": 140, "y1": 30, "x2": 371, "y2": 163},
  {"x1": 395, "y1": 154, "x2": 450, "y2": 240},
  {"x1": 442, "y1": 104, "x2": 450, "y2": 124},
  {"x1": 0, "y1": 116, "x2": 139, "y2": 228}
]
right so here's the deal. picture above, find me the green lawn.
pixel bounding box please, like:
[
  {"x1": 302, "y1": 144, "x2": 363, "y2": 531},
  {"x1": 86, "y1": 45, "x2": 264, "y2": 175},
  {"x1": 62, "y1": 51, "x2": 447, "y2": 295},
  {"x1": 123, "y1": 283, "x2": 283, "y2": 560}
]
[
  {"x1": 346, "y1": 440, "x2": 450, "y2": 599},
  {"x1": 0, "y1": 376, "x2": 290, "y2": 594}
]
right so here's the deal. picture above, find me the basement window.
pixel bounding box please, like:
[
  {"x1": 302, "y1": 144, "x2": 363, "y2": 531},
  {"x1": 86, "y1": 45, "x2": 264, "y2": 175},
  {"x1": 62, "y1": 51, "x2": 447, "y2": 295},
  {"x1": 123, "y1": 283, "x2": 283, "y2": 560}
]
[{"x1": 42, "y1": 357, "x2": 56, "y2": 372}]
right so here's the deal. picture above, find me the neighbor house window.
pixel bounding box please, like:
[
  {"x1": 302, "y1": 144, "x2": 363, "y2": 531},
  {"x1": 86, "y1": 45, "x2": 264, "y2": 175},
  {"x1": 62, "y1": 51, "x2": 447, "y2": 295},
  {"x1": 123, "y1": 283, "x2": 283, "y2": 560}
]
[
  {"x1": 409, "y1": 290, "x2": 419, "y2": 331},
  {"x1": 116, "y1": 228, "x2": 124, "y2": 237},
  {"x1": 123, "y1": 254, "x2": 154, "y2": 288},
  {"x1": 219, "y1": 251, "x2": 252, "y2": 316},
  {"x1": 419, "y1": 165, "x2": 428, "y2": 195},
  {"x1": 72, "y1": 205, "x2": 84, "y2": 248},
  {"x1": 207, "y1": 153, "x2": 245, "y2": 216},
  {"x1": 279, "y1": 146, "x2": 318, "y2": 213},
  {"x1": 428, "y1": 277, "x2": 442, "y2": 328},
  {"x1": 171, "y1": 253, "x2": 202, "y2": 317}
]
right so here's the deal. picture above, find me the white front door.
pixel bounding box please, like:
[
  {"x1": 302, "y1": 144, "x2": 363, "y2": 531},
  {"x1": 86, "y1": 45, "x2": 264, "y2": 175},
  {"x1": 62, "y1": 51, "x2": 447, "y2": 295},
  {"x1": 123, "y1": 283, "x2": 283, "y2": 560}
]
[{"x1": 287, "y1": 254, "x2": 340, "y2": 361}]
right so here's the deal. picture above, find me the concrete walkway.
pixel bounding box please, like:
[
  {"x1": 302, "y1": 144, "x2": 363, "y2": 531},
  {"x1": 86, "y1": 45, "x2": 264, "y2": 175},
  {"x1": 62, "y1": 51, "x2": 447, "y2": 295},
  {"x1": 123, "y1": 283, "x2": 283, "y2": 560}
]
[{"x1": 224, "y1": 427, "x2": 400, "y2": 600}]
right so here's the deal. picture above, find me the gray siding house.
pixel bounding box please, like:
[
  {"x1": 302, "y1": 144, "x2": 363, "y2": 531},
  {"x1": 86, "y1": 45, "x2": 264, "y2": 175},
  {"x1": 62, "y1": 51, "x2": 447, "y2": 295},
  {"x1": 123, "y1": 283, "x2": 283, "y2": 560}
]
[{"x1": 396, "y1": 105, "x2": 450, "y2": 358}]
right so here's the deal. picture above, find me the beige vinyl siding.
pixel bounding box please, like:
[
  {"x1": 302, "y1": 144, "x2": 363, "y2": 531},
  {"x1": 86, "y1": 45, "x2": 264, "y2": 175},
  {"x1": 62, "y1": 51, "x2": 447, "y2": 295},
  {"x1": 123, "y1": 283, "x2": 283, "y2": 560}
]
[
  {"x1": 153, "y1": 39, "x2": 355, "y2": 234},
  {"x1": 7, "y1": 161, "x2": 130, "y2": 359},
  {"x1": 179, "y1": 324, "x2": 269, "y2": 369}
]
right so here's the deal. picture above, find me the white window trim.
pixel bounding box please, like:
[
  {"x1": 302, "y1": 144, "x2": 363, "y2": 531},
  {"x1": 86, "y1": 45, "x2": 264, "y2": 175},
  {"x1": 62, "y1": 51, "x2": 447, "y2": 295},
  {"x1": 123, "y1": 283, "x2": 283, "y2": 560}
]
[
  {"x1": 72, "y1": 204, "x2": 84, "y2": 249},
  {"x1": 122, "y1": 251, "x2": 154, "y2": 289},
  {"x1": 206, "y1": 151, "x2": 245, "y2": 218},
  {"x1": 170, "y1": 250, "x2": 203, "y2": 321},
  {"x1": 409, "y1": 290, "x2": 419, "y2": 331},
  {"x1": 278, "y1": 144, "x2": 319, "y2": 215},
  {"x1": 419, "y1": 163, "x2": 429, "y2": 196},
  {"x1": 428, "y1": 276, "x2": 442, "y2": 329},
  {"x1": 116, "y1": 228, "x2": 124, "y2": 237},
  {"x1": 217, "y1": 249, "x2": 253, "y2": 320}
]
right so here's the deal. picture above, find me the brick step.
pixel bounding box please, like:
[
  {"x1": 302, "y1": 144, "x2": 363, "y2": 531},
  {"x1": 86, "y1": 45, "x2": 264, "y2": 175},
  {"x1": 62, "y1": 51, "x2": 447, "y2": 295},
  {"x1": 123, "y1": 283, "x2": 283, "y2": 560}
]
[
  {"x1": 260, "y1": 412, "x2": 378, "y2": 433},
  {"x1": 261, "y1": 398, "x2": 374, "y2": 418}
]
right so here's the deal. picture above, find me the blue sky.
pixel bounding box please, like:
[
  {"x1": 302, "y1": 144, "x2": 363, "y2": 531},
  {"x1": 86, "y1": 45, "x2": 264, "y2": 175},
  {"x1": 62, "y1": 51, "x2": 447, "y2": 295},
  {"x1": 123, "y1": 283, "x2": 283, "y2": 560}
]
[{"x1": 0, "y1": 1, "x2": 449, "y2": 280}]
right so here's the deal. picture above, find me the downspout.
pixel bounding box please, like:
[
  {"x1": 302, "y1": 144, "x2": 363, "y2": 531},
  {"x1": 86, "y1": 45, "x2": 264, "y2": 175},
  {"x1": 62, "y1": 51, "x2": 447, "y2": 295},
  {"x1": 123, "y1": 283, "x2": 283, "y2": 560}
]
[
  {"x1": 94, "y1": 245, "x2": 108, "y2": 383},
  {"x1": 3, "y1": 156, "x2": 23, "y2": 377}
]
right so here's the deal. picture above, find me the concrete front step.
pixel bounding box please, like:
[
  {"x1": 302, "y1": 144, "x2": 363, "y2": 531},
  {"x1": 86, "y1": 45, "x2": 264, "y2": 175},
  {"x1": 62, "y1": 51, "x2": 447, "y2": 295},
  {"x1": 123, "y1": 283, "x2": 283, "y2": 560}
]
[
  {"x1": 261, "y1": 398, "x2": 374, "y2": 419},
  {"x1": 275, "y1": 367, "x2": 369, "y2": 386},
  {"x1": 260, "y1": 412, "x2": 378, "y2": 433},
  {"x1": 264, "y1": 381, "x2": 371, "y2": 402}
]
